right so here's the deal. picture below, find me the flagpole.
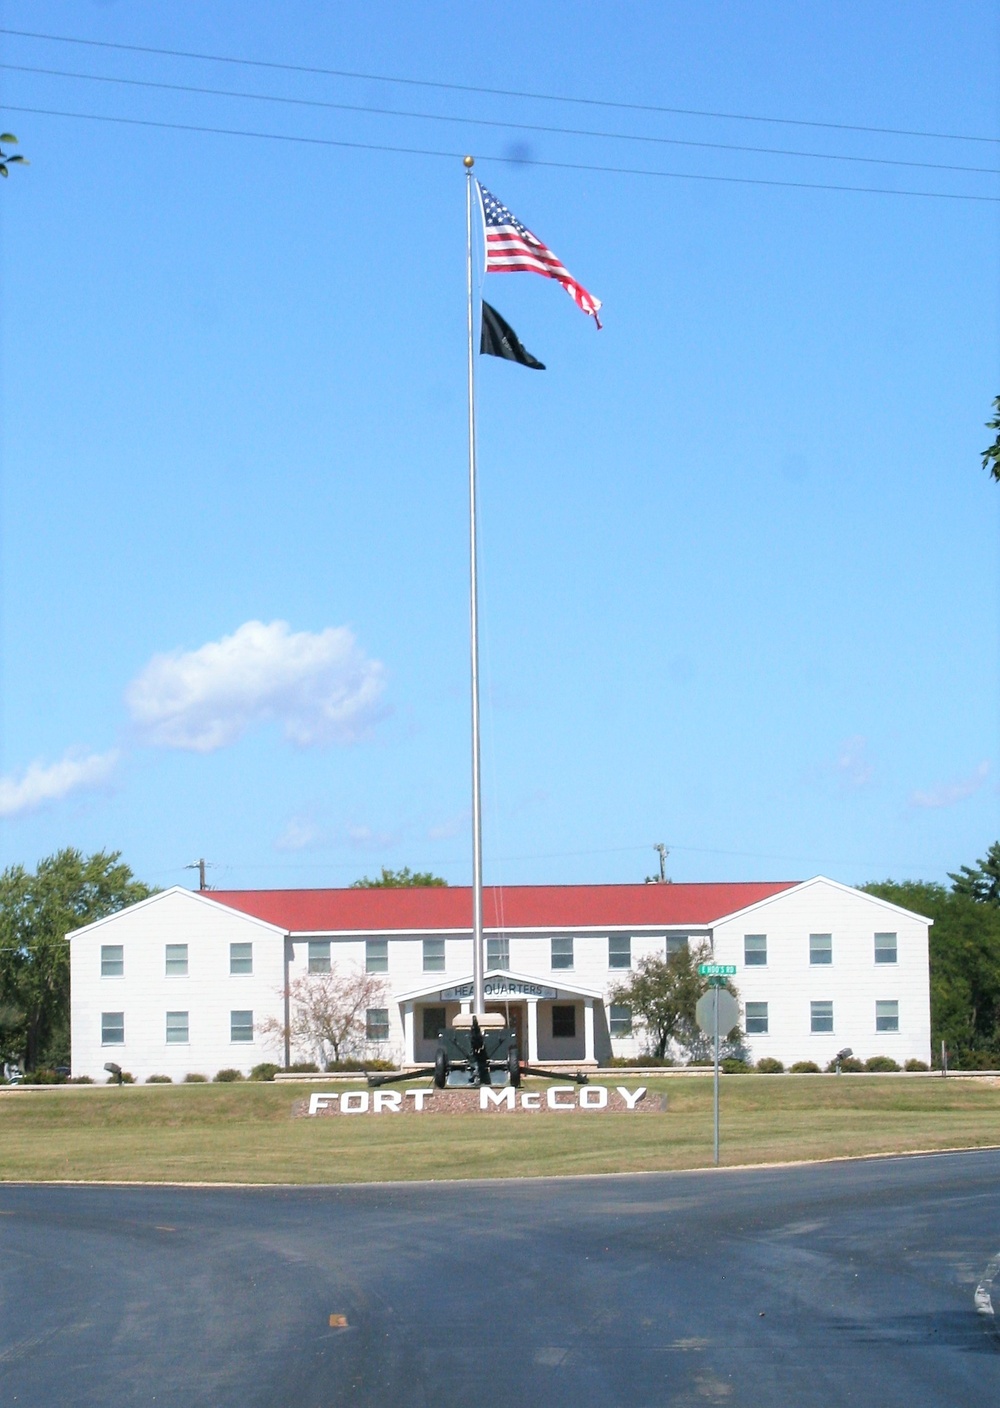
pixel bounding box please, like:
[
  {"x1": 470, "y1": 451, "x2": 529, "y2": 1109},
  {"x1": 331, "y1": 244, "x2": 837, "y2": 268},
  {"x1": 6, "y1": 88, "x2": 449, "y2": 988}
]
[{"x1": 464, "y1": 154, "x2": 485, "y2": 1018}]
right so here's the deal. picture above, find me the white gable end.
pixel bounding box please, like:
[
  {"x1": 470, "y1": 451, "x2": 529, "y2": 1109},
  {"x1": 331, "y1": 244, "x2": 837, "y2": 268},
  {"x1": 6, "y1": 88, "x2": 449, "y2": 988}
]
[{"x1": 709, "y1": 877, "x2": 930, "y2": 1066}]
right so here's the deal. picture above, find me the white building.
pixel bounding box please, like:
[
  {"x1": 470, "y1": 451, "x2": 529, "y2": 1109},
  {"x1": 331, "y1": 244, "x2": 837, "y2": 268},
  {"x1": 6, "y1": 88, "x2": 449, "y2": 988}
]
[{"x1": 68, "y1": 877, "x2": 931, "y2": 1081}]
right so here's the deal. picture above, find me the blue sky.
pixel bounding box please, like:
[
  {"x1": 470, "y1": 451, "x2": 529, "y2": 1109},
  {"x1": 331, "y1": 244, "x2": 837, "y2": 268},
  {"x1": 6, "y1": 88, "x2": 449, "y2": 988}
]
[{"x1": 0, "y1": 1, "x2": 997, "y2": 893}]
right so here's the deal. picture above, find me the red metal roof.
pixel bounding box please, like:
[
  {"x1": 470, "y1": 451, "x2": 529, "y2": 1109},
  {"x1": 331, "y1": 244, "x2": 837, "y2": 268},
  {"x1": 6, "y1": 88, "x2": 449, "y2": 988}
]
[{"x1": 204, "y1": 881, "x2": 797, "y2": 933}]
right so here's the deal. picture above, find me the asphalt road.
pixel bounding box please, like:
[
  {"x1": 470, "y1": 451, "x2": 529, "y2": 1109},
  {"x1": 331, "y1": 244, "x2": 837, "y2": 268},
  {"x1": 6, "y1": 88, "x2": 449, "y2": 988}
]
[{"x1": 1, "y1": 1150, "x2": 998, "y2": 1407}]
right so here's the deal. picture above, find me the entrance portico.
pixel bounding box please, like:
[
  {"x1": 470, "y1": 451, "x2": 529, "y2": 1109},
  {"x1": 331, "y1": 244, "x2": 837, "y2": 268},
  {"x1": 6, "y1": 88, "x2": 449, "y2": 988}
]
[{"x1": 396, "y1": 969, "x2": 603, "y2": 1067}]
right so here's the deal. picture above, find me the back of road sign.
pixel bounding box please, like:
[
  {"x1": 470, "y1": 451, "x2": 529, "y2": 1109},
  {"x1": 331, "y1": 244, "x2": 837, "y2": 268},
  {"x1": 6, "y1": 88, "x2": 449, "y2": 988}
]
[{"x1": 695, "y1": 988, "x2": 740, "y2": 1036}]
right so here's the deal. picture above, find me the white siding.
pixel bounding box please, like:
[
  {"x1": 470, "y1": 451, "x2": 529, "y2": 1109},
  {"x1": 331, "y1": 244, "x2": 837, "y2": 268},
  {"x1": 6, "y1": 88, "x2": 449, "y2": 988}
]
[
  {"x1": 68, "y1": 877, "x2": 931, "y2": 1077},
  {"x1": 711, "y1": 879, "x2": 931, "y2": 1066},
  {"x1": 70, "y1": 889, "x2": 285, "y2": 1082}
]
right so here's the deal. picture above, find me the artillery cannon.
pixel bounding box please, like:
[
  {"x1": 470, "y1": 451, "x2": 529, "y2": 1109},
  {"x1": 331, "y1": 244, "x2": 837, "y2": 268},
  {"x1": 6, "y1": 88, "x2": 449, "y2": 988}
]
[{"x1": 366, "y1": 1012, "x2": 589, "y2": 1089}]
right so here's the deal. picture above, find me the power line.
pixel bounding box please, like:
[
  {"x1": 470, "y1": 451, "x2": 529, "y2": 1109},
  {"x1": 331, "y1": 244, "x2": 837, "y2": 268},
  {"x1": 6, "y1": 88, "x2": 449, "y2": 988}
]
[
  {"x1": 4, "y1": 62, "x2": 999, "y2": 178},
  {"x1": 3, "y1": 26, "x2": 997, "y2": 146},
  {"x1": 7, "y1": 104, "x2": 999, "y2": 203}
]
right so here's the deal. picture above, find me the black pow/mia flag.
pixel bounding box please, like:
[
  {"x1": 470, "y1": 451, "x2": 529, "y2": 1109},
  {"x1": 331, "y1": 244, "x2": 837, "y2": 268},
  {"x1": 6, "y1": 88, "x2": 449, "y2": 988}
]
[{"x1": 479, "y1": 300, "x2": 545, "y2": 370}]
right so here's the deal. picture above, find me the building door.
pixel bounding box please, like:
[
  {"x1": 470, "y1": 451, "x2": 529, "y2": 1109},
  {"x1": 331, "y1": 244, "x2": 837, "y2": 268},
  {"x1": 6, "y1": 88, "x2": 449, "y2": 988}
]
[{"x1": 486, "y1": 1003, "x2": 525, "y2": 1063}]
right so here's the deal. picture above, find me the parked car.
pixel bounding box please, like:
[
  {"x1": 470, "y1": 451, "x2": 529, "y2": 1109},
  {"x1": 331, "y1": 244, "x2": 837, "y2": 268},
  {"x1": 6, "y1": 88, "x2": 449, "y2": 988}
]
[{"x1": 2, "y1": 1062, "x2": 24, "y2": 1084}]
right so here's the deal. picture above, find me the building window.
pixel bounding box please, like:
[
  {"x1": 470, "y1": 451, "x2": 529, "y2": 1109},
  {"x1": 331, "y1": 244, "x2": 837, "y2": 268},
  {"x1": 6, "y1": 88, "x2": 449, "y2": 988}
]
[
  {"x1": 608, "y1": 935, "x2": 631, "y2": 969},
  {"x1": 308, "y1": 940, "x2": 331, "y2": 974},
  {"x1": 487, "y1": 937, "x2": 510, "y2": 970},
  {"x1": 101, "y1": 1012, "x2": 125, "y2": 1045},
  {"x1": 609, "y1": 1004, "x2": 632, "y2": 1037},
  {"x1": 745, "y1": 1001, "x2": 769, "y2": 1034},
  {"x1": 744, "y1": 934, "x2": 767, "y2": 966},
  {"x1": 423, "y1": 938, "x2": 445, "y2": 972},
  {"x1": 552, "y1": 1005, "x2": 577, "y2": 1038},
  {"x1": 810, "y1": 1000, "x2": 833, "y2": 1033},
  {"x1": 230, "y1": 942, "x2": 253, "y2": 975},
  {"x1": 875, "y1": 933, "x2": 897, "y2": 965},
  {"x1": 876, "y1": 1000, "x2": 899, "y2": 1033},
  {"x1": 366, "y1": 939, "x2": 388, "y2": 974},
  {"x1": 230, "y1": 1010, "x2": 254, "y2": 1043},
  {"x1": 101, "y1": 944, "x2": 124, "y2": 977},
  {"x1": 551, "y1": 937, "x2": 574, "y2": 970},
  {"x1": 165, "y1": 944, "x2": 188, "y2": 977},
  {"x1": 367, "y1": 1007, "x2": 390, "y2": 1042},
  {"x1": 809, "y1": 934, "x2": 832, "y2": 966},
  {"x1": 165, "y1": 1011, "x2": 189, "y2": 1044},
  {"x1": 666, "y1": 935, "x2": 689, "y2": 958},
  {"x1": 422, "y1": 1006, "x2": 447, "y2": 1041}
]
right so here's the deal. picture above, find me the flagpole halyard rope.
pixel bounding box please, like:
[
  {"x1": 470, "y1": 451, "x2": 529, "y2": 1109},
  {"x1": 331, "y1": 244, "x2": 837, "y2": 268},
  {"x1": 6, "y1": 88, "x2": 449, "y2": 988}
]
[{"x1": 465, "y1": 155, "x2": 485, "y2": 1018}]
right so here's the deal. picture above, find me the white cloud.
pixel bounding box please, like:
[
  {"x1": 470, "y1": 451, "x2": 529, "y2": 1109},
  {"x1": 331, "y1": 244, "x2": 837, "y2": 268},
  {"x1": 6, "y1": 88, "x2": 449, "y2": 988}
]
[
  {"x1": 833, "y1": 735, "x2": 874, "y2": 789},
  {"x1": 0, "y1": 749, "x2": 119, "y2": 818},
  {"x1": 274, "y1": 816, "x2": 322, "y2": 852},
  {"x1": 428, "y1": 810, "x2": 470, "y2": 841},
  {"x1": 909, "y1": 760, "x2": 991, "y2": 810},
  {"x1": 126, "y1": 620, "x2": 386, "y2": 752},
  {"x1": 346, "y1": 824, "x2": 400, "y2": 850}
]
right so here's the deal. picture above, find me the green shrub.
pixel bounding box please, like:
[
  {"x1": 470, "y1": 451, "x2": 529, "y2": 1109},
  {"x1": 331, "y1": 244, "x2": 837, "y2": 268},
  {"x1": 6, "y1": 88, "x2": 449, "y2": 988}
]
[
  {"x1": 29, "y1": 1068, "x2": 65, "y2": 1085},
  {"x1": 789, "y1": 1061, "x2": 821, "y2": 1073},
  {"x1": 755, "y1": 1057, "x2": 784, "y2": 1073},
  {"x1": 106, "y1": 1071, "x2": 135, "y2": 1084},
  {"x1": 67, "y1": 1075, "x2": 94, "y2": 1084},
  {"x1": 324, "y1": 1058, "x2": 397, "y2": 1072},
  {"x1": 864, "y1": 1056, "x2": 900, "y2": 1072},
  {"x1": 826, "y1": 1056, "x2": 864, "y2": 1073},
  {"x1": 183, "y1": 1072, "x2": 208, "y2": 1083},
  {"x1": 607, "y1": 1055, "x2": 676, "y2": 1067},
  {"x1": 146, "y1": 1074, "x2": 173, "y2": 1083},
  {"x1": 904, "y1": 1058, "x2": 930, "y2": 1072},
  {"x1": 955, "y1": 1049, "x2": 1000, "y2": 1071},
  {"x1": 213, "y1": 1068, "x2": 245, "y2": 1082},
  {"x1": 250, "y1": 1062, "x2": 281, "y2": 1082},
  {"x1": 286, "y1": 1062, "x2": 319, "y2": 1073},
  {"x1": 721, "y1": 1058, "x2": 751, "y2": 1074}
]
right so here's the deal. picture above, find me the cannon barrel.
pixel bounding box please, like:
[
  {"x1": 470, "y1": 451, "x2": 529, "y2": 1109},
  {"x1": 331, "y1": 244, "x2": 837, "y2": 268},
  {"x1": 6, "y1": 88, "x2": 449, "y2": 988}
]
[
  {"x1": 365, "y1": 1066, "x2": 435, "y2": 1088},
  {"x1": 520, "y1": 1065, "x2": 589, "y2": 1085}
]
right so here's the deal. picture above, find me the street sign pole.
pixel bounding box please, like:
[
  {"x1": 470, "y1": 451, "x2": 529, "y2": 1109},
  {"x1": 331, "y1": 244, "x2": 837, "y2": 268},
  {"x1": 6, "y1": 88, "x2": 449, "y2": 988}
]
[
  {"x1": 713, "y1": 985, "x2": 720, "y2": 1166},
  {"x1": 696, "y1": 975, "x2": 737, "y2": 1169}
]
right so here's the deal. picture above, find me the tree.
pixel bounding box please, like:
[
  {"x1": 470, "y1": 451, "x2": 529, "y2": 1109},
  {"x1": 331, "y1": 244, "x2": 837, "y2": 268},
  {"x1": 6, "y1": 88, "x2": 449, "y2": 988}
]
[
  {"x1": 0, "y1": 133, "x2": 28, "y2": 180},
  {"x1": 948, "y1": 841, "x2": 1000, "y2": 906},
  {"x1": 983, "y1": 396, "x2": 1000, "y2": 483},
  {"x1": 351, "y1": 867, "x2": 447, "y2": 888},
  {"x1": 609, "y1": 945, "x2": 738, "y2": 1059},
  {"x1": 0, "y1": 850, "x2": 153, "y2": 1070},
  {"x1": 259, "y1": 965, "x2": 389, "y2": 1068},
  {"x1": 862, "y1": 875, "x2": 1000, "y2": 1068}
]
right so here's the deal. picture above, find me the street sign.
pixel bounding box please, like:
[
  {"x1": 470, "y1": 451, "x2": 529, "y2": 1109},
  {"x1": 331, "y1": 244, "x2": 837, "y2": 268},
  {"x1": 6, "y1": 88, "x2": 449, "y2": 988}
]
[
  {"x1": 695, "y1": 986, "x2": 741, "y2": 1168},
  {"x1": 695, "y1": 988, "x2": 740, "y2": 1036},
  {"x1": 698, "y1": 964, "x2": 736, "y2": 976}
]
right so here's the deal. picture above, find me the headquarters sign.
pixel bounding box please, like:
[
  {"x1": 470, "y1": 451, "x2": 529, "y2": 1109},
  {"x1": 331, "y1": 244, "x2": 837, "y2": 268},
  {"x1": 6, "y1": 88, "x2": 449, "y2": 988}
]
[{"x1": 438, "y1": 978, "x2": 559, "y2": 1002}]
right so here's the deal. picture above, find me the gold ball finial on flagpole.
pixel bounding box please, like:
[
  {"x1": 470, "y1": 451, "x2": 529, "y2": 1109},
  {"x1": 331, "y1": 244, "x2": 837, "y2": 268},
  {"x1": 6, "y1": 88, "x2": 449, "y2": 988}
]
[{"x1": 463, "y1": 155, "x2": 475, "y2": 168}]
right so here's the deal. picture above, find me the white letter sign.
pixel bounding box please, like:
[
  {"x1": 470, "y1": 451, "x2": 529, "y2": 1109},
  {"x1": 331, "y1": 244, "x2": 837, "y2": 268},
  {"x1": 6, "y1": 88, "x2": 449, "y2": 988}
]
[
  {"x1": 340, "y1": 1091, "x2": 370, "y2": 1114},
  {"x1": 308, "y1": 1093, "x2": 337, "y2": 1115},
  {"x1": 481, "y1": 1086, "x2": 516, "y2": 1110}
]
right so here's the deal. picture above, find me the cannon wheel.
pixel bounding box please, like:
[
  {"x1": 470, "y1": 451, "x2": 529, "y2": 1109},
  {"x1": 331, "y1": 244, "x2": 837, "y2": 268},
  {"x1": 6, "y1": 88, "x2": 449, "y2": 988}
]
[
  {"x1": 508, "y1": 1047, "x2": 521, "y2": 1088},
  {"x1": 433, "y1": 1047, "x2": 449, "y2": 1089}
]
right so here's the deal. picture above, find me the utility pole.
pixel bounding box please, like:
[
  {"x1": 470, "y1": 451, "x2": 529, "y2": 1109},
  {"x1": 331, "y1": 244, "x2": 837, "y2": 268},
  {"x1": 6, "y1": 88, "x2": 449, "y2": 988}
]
[
  {"x1": 645, "y1": 844, "x2": 670, "y2": 884},
  {"x1": 185, "y1": 859, "x2": 209, "y2": 891}
]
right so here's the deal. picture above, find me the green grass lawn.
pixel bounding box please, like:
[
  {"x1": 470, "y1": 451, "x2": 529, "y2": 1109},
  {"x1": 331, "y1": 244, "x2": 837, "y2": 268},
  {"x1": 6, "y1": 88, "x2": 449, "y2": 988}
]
[{"x1": 0, "y1": 1075, "x2": 997, "y2": 1184}]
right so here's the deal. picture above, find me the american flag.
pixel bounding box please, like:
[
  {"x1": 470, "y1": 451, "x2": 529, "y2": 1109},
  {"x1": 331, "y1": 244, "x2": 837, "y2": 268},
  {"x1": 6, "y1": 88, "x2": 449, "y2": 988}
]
[{"x1": 477, "y1": 182, "x2": 602, "y2": 328}]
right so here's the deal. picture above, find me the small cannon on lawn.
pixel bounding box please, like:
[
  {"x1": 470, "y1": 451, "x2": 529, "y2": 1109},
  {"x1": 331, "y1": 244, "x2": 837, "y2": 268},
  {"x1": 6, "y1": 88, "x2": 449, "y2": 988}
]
[{"x1": 366, "y1": 1013, "x2": 589, "y2": 1089}]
